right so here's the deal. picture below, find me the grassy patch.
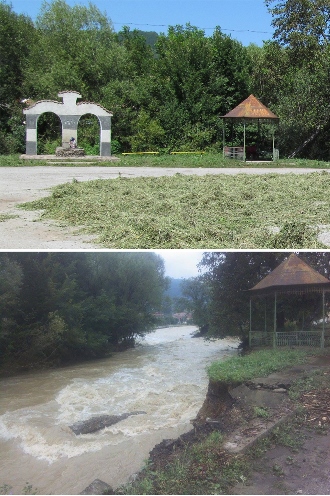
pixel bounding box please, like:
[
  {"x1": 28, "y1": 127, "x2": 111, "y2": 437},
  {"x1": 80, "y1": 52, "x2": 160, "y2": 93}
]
[
  {"x1": 1, "y1": 153, "x2": 330, "y2": 168},
  {"x1": 288, "y1": 369, "x2": 328, "y2": 401},
  {"x1": 21, "y1": 172, "x2": 330, "y2": 248},
  {"x1": 0, "y1": 155, "x2": 48, "y2": 167},
  {"x1": 0, "y1": 214, "x2": 18, "y2": 222},
  {"x1": 120, "y1": 431, "x2": 249, "y2": 495},
  {"x1": 207, "y1": 349, "x2": 310, "y2": 385}
]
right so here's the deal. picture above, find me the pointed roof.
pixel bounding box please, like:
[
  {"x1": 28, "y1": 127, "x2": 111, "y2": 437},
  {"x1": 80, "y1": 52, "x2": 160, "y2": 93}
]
[
  {"x1": 223, "y1": 94, "x2": 279, "y2": 120},
  {"x1": 250, "y1": 254, "x2": 330, "y2": 295}
]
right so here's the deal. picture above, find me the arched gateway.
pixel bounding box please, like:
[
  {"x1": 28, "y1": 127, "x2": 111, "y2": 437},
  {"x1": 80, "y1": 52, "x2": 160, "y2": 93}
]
[{"x1": 23, "y1": 91, "x2": 113, "y2": 157}]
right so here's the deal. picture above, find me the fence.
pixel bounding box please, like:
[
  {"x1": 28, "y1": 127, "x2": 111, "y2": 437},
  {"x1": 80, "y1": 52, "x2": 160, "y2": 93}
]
[
  {"x1": 250, "y1": 330, "x2": 326, "y2": 348},
  {"x1": 224, "y1": 146, "x2": 244, "y2": 160}
]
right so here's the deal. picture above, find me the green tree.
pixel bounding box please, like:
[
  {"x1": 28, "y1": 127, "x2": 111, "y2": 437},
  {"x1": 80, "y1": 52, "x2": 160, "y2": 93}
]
[
  {"x1": 0, "y1": 2, "x2": 36, "y2": 152},
  {"x1": 199, "y1": 252, "x2": 330, "y2": 342},
  {"x1": 24, "y1": 0, "x2": 123, "y2": 100},
  {"x1": 266, "y1": 0, "x2": 330, "y2": 60},
  {"x1": 200, "y1": 252, "x2": 285, "y2": 339},
  {"x1": 84, "y1": 252, "x2": 167, "y2": 347},
  {"x1": 0, "y1": 252, "x2": 168, "y2": 373},
  {"x1": 180, "y1": 276, "x2": 210, "y2": 334},
  {"x1": 265, "y1": 0, "x2": 330, "y2": 158},
  {"x1": 153, "y1": 24, "x2": 251, "y2": 150}
]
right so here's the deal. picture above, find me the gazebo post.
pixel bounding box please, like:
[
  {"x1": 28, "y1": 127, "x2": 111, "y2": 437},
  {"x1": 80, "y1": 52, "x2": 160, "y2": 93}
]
[
  {"x1": 322, "y1": 290, "x2": 325, "y2": 349},
  {"x1": 222, "y1": 120, "x2": 226, "y2": 159},
  {"x1": 243, "y1": 119, "x2": 246, "y2": 161},
  {"x1": 273, "y1": 292, "x2": 277, "y2": 348},
  {"x1": 249, "y1": 297, "x2": 252, "y2": 347},
  {"x1": 272, "y1": 126, "x2": 275, "y2": 161}
]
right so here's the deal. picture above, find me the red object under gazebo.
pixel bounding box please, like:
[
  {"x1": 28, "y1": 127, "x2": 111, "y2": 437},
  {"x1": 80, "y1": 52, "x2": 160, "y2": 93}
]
[
  {"x1": 248, "y1": 254, "x2": 330, "y2": 348},
  {"x1": 221, "y1": 94, "x2": 280, "y2": 161}
]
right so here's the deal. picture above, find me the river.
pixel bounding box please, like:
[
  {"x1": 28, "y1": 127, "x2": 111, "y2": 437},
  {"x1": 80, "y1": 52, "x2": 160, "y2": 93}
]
[{"x1": 0, "y1": 326, "x2": 238, "y2": 494}]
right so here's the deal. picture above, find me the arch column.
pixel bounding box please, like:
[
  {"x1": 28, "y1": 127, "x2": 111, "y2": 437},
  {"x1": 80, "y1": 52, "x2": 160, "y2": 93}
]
[
  {"x1": 99, "y1": 116, "x2": 111, "y2": 156},
  {"x1": 25, "y1": 115, "x2": 39, "y2": 155}
]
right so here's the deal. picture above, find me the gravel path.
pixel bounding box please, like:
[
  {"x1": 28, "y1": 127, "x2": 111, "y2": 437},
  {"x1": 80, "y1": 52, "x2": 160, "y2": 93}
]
[{"x1": 1, "y1": 166, "x2": 329, "y2": 249}]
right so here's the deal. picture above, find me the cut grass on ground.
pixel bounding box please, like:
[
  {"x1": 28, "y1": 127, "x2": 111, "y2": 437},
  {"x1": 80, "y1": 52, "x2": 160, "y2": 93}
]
[
  {"x1": 1, "y1": 153, "x2": 330, "y2": 168},
  {"x1": 21, "y1": 172, "x2": 330, "y2": 248}
]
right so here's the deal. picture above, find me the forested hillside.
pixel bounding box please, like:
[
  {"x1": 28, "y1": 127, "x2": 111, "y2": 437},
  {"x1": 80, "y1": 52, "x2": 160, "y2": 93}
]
[
  {"x1": 0, "y1": 252, "x2": 167, "y2": 374},
  {"x1": 1, "y1": 0, "x2": 330, "y2": 159}
]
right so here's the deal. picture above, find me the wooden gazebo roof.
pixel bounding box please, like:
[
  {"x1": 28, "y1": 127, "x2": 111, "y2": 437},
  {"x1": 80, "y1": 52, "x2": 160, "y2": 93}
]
[
  {"x1": 223, "y1": 94, "x2": 279, "y2": 120},
  {"x1": 250, "y1": 254, "x2": 330, "y2": 296}
]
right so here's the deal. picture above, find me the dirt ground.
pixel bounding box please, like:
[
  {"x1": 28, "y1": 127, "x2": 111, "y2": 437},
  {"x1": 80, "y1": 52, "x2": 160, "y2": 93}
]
[
  {"x1": 232, "y1": 425, "x2": 330, "y2": 495},
  {"x1": 232, "y1": 355, "x2": 330, "y2": 495},
  {"x1": 1, "y1": 166, "x2": 330, "y2": 249},
  {"x1": 144, "y1": 354, "x2": 330, "y2": 495}
]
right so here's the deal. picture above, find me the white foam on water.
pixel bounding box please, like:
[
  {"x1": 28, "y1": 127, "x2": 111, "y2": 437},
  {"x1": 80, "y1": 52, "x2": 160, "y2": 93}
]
[{"x1": 0, "y1": 327, "x2": 238, "y2": 467}]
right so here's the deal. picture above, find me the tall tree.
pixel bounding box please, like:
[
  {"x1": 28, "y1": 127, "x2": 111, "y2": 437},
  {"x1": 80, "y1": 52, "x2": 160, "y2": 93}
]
[
  {"x1": 199, "y1": 252, "x2": 330, "y2": 341},
  {"x1": 24, "y1": 0, "x2": 122, "y2": 100},
  {"x1": 180, "y1": 276, "x2": 210, "y2": 334},
  {"x1": 0, "y1": 252, "x2": 167, "y2": 373},
  {"x1": 0, "y1": 2, "x2": 36, "y2": 153},
  {"x1": 266, "y1": 0, "x2": 330, "y2": 59}
]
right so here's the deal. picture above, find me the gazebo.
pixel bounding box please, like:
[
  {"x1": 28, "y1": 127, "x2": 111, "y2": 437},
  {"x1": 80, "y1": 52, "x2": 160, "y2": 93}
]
[
  {"x1": 222, "y1": 94, "x2": 279, "y2": 161},
  {"x1": 249, "y1": 254, "x2": 330, "y2": 348}
]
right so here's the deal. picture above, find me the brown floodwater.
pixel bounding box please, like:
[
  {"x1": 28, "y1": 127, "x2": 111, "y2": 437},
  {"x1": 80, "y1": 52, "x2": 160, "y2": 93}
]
[{"x1": 0, "y1": 326, "x2": 238, "y2": 494}]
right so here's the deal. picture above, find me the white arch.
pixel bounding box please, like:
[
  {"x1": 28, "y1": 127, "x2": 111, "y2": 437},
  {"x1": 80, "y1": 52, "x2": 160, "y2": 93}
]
[{"x1": 23, "y1": 91, "x2": 113, "y2": 156}]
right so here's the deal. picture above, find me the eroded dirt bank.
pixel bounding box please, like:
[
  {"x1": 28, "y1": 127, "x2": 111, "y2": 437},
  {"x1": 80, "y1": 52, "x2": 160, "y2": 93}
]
[{"x1": 124, "y1": 354, "x2": 330, "y2": 495}]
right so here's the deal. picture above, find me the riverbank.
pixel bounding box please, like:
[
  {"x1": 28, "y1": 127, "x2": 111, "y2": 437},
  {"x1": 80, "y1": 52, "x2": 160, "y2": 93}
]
[{"x1": 118, "y1": 350, "x2": 330, "y2": 495}]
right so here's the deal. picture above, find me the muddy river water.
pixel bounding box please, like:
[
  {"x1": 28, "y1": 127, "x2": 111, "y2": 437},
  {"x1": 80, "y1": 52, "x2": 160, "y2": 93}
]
[{"x1": 0, "y1": 326, "x2": 237, "y2": 494}]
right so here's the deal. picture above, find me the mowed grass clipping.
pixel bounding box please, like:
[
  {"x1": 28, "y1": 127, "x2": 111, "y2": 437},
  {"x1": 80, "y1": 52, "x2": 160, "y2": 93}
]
[{"x1": 21, "y1": 172, "x2": 330, "y2": 248}]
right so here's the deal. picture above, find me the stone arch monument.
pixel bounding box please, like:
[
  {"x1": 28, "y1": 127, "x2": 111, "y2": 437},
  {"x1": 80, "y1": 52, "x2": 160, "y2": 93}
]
[{"x1": 23, "y1": 91, "x2": 113, "y2": 157}]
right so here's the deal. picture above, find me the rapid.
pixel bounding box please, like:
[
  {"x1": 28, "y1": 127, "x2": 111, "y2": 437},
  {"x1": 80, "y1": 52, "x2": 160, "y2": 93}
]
[{"x1": 0, "y1": 326, "x2": 238, "y2": 494}]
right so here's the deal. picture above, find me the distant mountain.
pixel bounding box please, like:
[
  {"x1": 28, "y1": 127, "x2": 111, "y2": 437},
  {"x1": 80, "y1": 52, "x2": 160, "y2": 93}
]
[
  {"x1": 165, "y1": 278, "x2": 185, "y2": 299},
  {"x1": 117, "y1": 29, "x2": 159, "y2": 49},
  {"x1": 137, "y1": 30, "x2": 159, "y2": 48}
]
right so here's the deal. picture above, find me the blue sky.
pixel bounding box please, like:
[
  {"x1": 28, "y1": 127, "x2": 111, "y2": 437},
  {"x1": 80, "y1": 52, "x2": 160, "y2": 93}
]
[{"x1": 10, "y1": 0, "x2": 274, "y2": 46}]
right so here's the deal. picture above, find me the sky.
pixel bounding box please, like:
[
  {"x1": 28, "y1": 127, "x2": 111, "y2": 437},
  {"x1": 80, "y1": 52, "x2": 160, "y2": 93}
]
[
  {"x1": 154, "y1": 249, "x2": 205, "y2": 279},
  {"x1": 10, "y1": 0, "x2": 275, "y2": 46}
]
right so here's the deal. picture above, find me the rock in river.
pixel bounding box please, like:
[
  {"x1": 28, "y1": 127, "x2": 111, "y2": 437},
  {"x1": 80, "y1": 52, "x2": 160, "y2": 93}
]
[{"x1": 69, "y1": 411, "x2": 146, "y2": 435}]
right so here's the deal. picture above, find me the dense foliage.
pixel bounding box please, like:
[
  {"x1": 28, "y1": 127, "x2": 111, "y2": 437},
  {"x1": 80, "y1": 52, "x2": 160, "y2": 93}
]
[
  {"x1": 2, "y1": 0, "x2": 330, "y2": 158},
  {"x1": 184, "y1": 252, "x2": 330, "y2": 340},
  {"x1": 0, "y1": 252, "x2": 167, "y2": 373}
]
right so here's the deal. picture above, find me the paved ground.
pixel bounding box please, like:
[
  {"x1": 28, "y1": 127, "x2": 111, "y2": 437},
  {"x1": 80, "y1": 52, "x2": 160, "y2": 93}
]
[
  {"x1": 1, "y1": 166, "x2": 329, "y2": 249},
  {"x1": 229, "y1": 355, "x2": 330, "y2": 495}
]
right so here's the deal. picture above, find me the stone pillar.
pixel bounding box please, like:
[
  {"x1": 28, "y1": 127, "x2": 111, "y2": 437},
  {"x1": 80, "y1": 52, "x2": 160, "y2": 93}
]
[
  {"x1": 99, "y1": 116, "x2": 111, "y2": 156},
  {"x1": 58, "y1": 115, "x2": 80, "y2": 148},
  {"x1": 25, "y1": 114, "x2": 38, "y2": 155}
]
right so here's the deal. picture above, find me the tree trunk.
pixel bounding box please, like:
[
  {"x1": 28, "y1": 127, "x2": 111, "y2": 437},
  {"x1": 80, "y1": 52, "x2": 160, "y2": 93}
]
[{"x1": 288, "y1": 125, "x2": 322, "y2": 158}]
